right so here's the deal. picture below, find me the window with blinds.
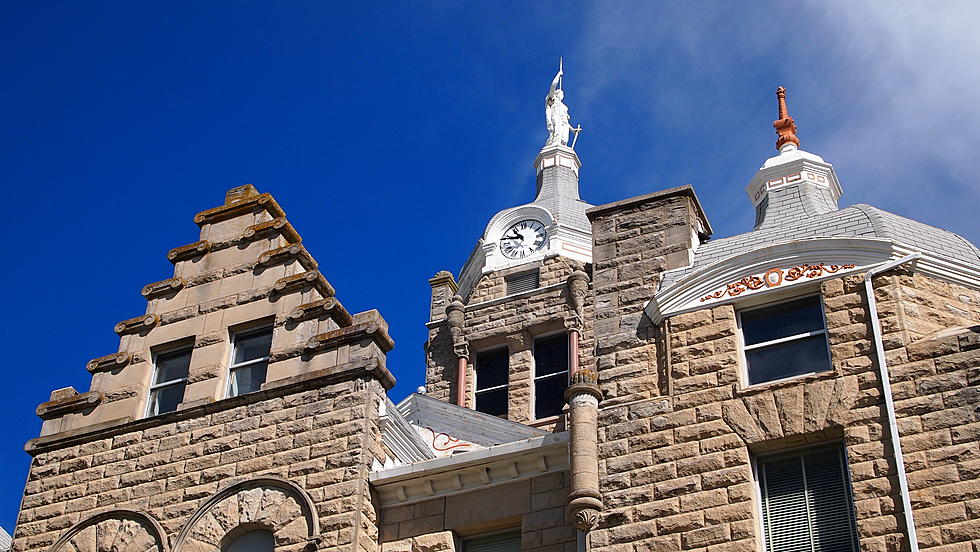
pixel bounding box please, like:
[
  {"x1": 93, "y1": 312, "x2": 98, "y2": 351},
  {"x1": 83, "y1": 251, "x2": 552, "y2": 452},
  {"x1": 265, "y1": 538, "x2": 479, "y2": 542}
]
[
  {"x1": 463, "y1": 531, "x2": 521, "y2": 552},
  {"x1": 505, "y1": 270, "x2": 539, "y2": 295},
  {"x1": 758, "y1": 446, "x2": 859, "y2": 552}
]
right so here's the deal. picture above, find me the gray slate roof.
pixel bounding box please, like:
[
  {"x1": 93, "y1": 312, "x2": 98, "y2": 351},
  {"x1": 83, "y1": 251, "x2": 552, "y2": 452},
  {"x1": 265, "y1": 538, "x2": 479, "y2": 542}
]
[
  {"x1": 396, "y1": 393, "x2": 547, "y2": 448},
  {"x1": 660, "y1": 203, "x2": 980, "y2": 289}
]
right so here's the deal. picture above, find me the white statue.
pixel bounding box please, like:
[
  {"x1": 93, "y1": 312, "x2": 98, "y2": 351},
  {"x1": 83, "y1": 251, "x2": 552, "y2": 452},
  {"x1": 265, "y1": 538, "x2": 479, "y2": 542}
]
[{"x1": 545, "y1": 59, "x2": 582, "y2": 148}]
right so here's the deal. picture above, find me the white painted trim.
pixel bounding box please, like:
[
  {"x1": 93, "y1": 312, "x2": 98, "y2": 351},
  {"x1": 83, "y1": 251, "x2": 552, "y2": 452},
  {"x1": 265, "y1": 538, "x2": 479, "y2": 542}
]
[
  {"x1": 370, "y1": 432, "x2": 569, "y2": 507},
  {"x1": 647, "y1": 237, "x2": 980, "y2": 323}
]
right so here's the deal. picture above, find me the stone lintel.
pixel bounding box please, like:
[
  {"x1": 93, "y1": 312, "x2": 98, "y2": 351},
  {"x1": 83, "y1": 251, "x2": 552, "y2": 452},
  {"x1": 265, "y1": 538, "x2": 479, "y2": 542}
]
[
  {"x1": 114, "y1": 314, "x2": 159, "y2": 335},
  {"x1": 168, "y1": 240, "x2": 210, "y2": 263},
  {"x1": 288, "y1": 297, "x2": 353, "y2": 327},
  {"x1": 24, "y1": 357, "x2": 383, "y2": 455},
  {"x1": 86, "y1": 352, "x2": 132, "y2": 374},
  {"x1": 258, "y1": 244, "x2": 318, "y2": 272},
  {"x1": 273, "y1": 270, "x2": 335, "y2": 299},
  {"x1": 242, "y1": 217, "x2": 302, "y2": 244},
  {"x1": 193, "y1": 192, "x2": 285, "y2": 227},
  {"x1": 585, "y1": 184, "x2": 713, "y2": 236},
  {"x1": 305, "y1": 319, "x2": 395, "y2": 355},
  {"x1": 36, "y1": 390, "x2": 103, "y2": 420},
  {"x1": 141, "y1": 277, "x2": 186, "y2": 299}
]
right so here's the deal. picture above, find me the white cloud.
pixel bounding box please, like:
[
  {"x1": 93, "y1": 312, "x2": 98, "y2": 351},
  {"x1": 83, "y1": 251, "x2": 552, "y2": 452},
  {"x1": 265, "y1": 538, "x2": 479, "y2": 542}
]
[{"x1": 572, "y1": 1, "x2": 980, "y2": 243}]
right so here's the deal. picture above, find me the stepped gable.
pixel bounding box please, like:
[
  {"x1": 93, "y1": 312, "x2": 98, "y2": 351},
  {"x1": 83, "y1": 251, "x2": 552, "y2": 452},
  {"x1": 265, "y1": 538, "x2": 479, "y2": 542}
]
[{"x1": 32, "y1": 184, "x2": 395, "y2": 448}]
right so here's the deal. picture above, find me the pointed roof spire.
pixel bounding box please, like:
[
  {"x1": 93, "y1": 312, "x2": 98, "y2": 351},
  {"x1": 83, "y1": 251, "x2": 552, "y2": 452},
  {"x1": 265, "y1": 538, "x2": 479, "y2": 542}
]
[{"x1": 773, "y1": 86, "x2": 800, "y2": 151}]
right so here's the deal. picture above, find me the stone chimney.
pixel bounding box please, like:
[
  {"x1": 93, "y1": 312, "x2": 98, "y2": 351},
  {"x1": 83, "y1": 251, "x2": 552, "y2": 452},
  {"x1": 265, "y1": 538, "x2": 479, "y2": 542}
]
[{"x1": 746, "y1": 87, "x2": 842, "y2": 230}]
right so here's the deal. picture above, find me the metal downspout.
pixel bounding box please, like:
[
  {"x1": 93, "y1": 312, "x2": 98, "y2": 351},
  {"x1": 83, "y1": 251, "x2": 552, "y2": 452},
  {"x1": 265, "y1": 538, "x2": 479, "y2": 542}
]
[{"x1": 863, "y1": 253, "x2": 921, "y2": 552}]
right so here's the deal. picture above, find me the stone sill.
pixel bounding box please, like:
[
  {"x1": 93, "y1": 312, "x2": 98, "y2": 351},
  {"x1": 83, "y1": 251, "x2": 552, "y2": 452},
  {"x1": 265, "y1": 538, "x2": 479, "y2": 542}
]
[{"x1": 734, "y1": 368, "x2": 839, "y2": 399}]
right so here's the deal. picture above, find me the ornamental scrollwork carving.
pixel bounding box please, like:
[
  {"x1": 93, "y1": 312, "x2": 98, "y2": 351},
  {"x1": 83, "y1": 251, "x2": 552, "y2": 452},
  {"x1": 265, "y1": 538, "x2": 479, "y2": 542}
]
[{"x1": 699, "y1": 263, "x2": 856, "y2": 302}]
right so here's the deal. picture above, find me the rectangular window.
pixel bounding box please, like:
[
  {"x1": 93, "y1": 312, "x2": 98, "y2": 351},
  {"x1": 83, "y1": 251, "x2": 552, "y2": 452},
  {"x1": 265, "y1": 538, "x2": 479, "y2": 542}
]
[
  {"x1": 758, "y1": 446, "x2": 859, "y2": 552},
  {"x1": 463, "y1": 531, "x2": 521, "y2": 552},
  {"x1": 739, "y1": 296, "x2": 831, "y2": 385},
  {"x1": 228, "y1": 327, "x2": 273, "y2": 397},
  {"x1": 475, "y1": 347, "x2": 509, "y2": 417},
  {"x1": 533, "y1": 333, "x2": 568, "y2": 419},
  {"x1": 505, "y1": 270, "x2": 539, "y2": 295},
  {"x1": 147, "y1": 347, "x2": 191, "y2": 416}
]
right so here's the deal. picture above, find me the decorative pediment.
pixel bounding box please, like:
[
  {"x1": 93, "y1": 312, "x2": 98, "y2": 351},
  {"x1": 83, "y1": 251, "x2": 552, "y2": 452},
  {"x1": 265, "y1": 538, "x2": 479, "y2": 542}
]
[
  {"x1": 167, "y1": 240, "x2": 210, "y2": 263},
  {"x1": 193, "y1": 192, "x2": 285, "y2": 226},
  {"x1": 273, "y1": 270, "x2": 335, "y2": 298},
  {"x1": 141, "y1": 277, "x2": 186, "y2": 299},
  {"x1": 114, "y1": 314, "x2": 159, "y2": 335},
  {"x1": 648, "y1": 238, "x2": 900, "y2": 322},
  {"x1": 242, "y1": 216, "x2": 301, "y2": 244},
  {"x1": 87, "y1": 352, "x2": 132, "y2": 374},
  {"x1": 288, "y1": 297, "x2": 353, "y2": 327},
  {"x1": 258, "y1": 244, "x2": 318, "y2": 271}
]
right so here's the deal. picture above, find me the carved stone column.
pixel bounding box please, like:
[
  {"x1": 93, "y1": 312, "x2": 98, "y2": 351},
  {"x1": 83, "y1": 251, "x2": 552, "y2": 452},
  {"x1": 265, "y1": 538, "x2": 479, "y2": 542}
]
[
  {"x1": 565, "y1": 368, "x2": 602, "y2": 530},
  {"x1": 445, "y1": 296, "x2": 469, "y2": 407},
  {"x1": 563, "y1": 269, "x2": 601, "y2": 530}
]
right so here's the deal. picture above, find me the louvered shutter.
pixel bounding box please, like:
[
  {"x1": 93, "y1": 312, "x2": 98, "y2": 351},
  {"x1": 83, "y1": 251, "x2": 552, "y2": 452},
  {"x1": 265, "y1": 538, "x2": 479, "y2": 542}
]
[
  {"x1": 506, "y1": 270, "x2": 539, "y2": 295},
  {"x1": 760, "y1": 447, "x2": 858, "y2": 552},
  {"x1": 463, "y1": 531, "x2": 521, "y2": 552}
]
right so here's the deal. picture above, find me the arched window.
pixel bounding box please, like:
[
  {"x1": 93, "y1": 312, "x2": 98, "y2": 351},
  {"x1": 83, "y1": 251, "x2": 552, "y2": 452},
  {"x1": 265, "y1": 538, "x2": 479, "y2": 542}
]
[{"x1": 224, "y1": 530, "x2": 274, "y2": 552}]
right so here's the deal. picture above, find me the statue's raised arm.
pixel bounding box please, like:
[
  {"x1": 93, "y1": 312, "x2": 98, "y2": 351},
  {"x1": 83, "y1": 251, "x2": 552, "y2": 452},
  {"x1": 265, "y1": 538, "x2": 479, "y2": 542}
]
[{"x1": 544, "y1": 63, "x2": 572, "y2": 148}]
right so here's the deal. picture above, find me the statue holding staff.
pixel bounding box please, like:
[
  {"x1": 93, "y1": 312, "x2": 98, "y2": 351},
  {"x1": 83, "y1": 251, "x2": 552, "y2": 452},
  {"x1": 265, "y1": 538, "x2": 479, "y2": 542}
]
[{"x1": 545, "y1": 59, "x2": 582, "y2": 148}]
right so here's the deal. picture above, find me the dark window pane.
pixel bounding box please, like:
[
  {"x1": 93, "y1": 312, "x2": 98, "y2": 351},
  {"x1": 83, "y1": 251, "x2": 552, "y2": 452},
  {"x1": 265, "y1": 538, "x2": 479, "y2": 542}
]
[
  {"x1": 476, "y1": 348, "x2": 509, "y2": 390},
  {"x1": 224, "y1": 530, "x2": 274, "y2": 552},
  {"x1": 234, "y1": 328, "x2": 273, "y2": 364},
  {"x1": 475, "y1": 388, "x2": 508, "y2": 417},
  {"x1": 155, "y1": 349, "x2": 191, "y2": 384},
  {"x1": 534, "y1": 334, "x2": 568, "y2": 377},
  {"x1": 746, "y1": 335, "x2": 831, "y2": 385},
  {"x1": 535, "y1": 374, "x2": 566, "y2": 419},
  {"x1": 742, "y1": 297, "x2": 825, "y2": 346},
  {"x1": 149, "y1": 383, "x2": 185, "y2": 416},
  {"x1": 230, "y1": 362, "x2": 268, "y2": 396}
]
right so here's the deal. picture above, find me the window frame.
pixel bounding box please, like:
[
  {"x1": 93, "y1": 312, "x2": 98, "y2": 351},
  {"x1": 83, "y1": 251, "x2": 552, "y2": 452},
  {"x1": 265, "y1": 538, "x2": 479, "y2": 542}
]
[
  {"x1": 751, "y1": 443, "x2": 860, "y2": 552},
  {"x1": 226, "y1": 324, "x2": 274, "y2": 398},
  {"x1": 531, "y1": 330, "x2": 569, "y2": 420},
  {"x1": 736, "y1": 293, "x2": 832, "y2": 388},
  {"x1": 146, "y1": 342, "x2": 193, "y2": 418},
  {"x1": 474, "y1": 346, "x2": 510, "y2": 417}
]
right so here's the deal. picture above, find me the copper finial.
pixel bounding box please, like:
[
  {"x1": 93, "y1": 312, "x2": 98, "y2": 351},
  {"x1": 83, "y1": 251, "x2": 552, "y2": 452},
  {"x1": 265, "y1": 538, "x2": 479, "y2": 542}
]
[{"x1": 773, "y1": 86, "x2": 800, "y2": 151}]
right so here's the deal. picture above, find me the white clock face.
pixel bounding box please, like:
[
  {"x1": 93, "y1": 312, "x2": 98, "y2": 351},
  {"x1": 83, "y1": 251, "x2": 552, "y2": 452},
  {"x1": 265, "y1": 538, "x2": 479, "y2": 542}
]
[{"x1": 500, "y1": 220, "x2": 547, "y2": 259}]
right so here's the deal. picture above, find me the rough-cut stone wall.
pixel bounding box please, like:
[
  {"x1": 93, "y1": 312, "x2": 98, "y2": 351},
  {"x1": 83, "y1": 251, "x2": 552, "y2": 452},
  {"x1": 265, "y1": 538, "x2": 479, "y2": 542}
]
[
  {"x1": 425, "y1": 255, "x2": 594, "y2": 426},
  {"x1": 379, "y1": 473, "x2": 576, "y2": 552},
  {"x1": 14, "y1": 377, "x2": 388, "y2": 552},
  {"x1": 587, "y1": 266, "x2": 980, "y2": 552}
]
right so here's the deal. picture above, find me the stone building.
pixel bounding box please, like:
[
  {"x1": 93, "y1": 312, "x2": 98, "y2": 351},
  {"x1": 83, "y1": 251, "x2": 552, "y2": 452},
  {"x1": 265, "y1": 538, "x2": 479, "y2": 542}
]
[{"x1": 10, "y1": 74, "x2": 980, "y2": 552}]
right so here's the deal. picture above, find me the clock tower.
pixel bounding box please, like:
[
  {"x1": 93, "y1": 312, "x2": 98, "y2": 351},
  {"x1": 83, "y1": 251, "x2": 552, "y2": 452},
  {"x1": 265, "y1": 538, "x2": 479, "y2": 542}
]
[{"x1": 423, "y1": 64, "x2": 596, "y2": 428}]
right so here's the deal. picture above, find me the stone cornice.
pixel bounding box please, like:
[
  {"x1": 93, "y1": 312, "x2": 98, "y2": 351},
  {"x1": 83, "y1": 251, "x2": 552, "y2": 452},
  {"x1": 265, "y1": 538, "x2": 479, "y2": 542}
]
[
  {"x1": 141, "y1": 277, "x2": 186, "y2": 299},
  {"x1": 586, "y1": 184, "x2": 713, "y2": 236},
  {"x1": 86, "y1": 352, "x2": 132, "y2": 374},
  {"x1": 25, "y1": 357, "x2": 386, "y2": 455},
  {"x1": 305, "y1": 320, "x2": 395, "y2": 355},
  {"x1": 258, "y1": 244, "x2": 318, "y2": 272},
  {"x1": 370, "y1": 432, "x2": 569, "y2": 508},
  {"x1": 114, "y1": 314, "x2": 159, "y2": 335},
  {"x1": 288, "y1": 297, "x2": 353, "y2": 327},
  {"x1": 242, "y1": 217, "x2": 302, "y2": 244},
  {"x1": 193, "y1": 193, "x2": 285, "y2": 227},
  {"x1": 36, "y1": 390, "x2": 103, "y2": 420},
  {"x1": 168, "y1": 240, "x2": 210, "y2": 263},
  {"x1": 273, "y1": 270, "x2": 335, "y2": 299},
  {"x1": 428, "y1": 271, "x2": 458, "y2": 293}
]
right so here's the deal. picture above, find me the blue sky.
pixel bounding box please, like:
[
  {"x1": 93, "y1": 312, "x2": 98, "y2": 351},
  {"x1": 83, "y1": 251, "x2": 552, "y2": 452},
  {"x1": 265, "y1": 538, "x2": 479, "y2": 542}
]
[{"x1": 1, "y1": 1, "x2": 977, "y2": 531}]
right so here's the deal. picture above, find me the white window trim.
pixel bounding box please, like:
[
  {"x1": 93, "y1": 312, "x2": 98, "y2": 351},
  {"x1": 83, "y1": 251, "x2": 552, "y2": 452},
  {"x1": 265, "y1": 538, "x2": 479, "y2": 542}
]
[
  {"x1": 474, "y1": 346, "x2": 510, "y2": 413},
  {"x1": 531, "y1": 331, "x2": 569, "y2": 420},
  {"x1": 752, "y1": 444, "x2": 860, "y2": 552},
  {"x1": 227, "y1": 326, "x2": 273, "y2": 398},
  {"x1": 736, "y1": 293, "x2": 833, "y2": 389},
  {"x1": 146, "y1": 344, "x2": 192, "y2": 418}
]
